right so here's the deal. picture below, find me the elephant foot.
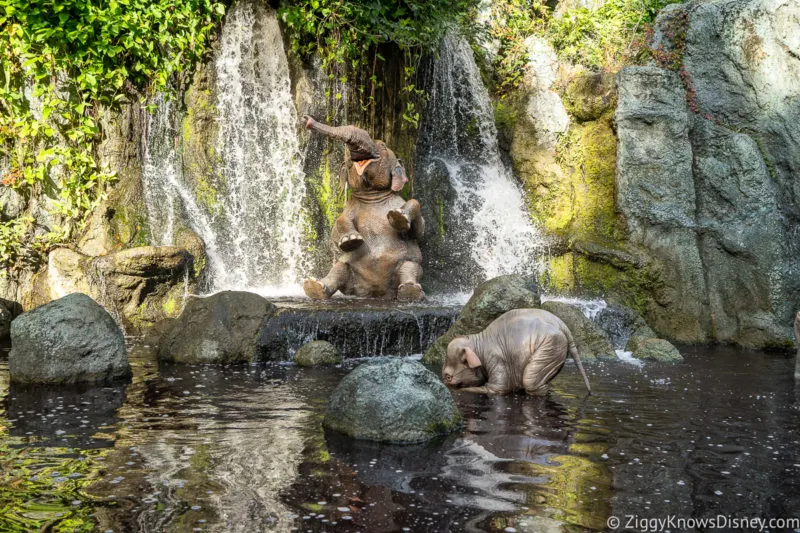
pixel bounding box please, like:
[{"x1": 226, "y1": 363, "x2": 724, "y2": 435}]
[
  {"x1": 338, "y1": 232, "x2": 364, "y2": 252},
  {"x1": 397, "y1": 282, "x2": 424, "y2": 302},
  {"x1": 388, "y1": 209, "x2": 411, "y2": 232},
  {"x1": 303, "y1": 278, "x2": 331, "y2": 300}
]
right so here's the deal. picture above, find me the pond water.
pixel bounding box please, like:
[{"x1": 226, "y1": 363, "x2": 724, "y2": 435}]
[{"x1": 1, "y1": 343, "x2": 799, "y2": 532}]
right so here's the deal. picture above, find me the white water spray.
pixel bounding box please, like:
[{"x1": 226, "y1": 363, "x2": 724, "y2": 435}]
[
  {"x1": 417, "y1": 33, "x2": 543, "y2": 285},
  {"x1": 141, "y1": 2, "x2": 309, "y2": 294}
]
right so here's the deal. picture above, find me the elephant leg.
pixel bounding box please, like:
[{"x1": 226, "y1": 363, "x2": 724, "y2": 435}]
[
  {"x1": 388, "y1": 199, "x2": 421, "y2": 233},
  {"x1": 396, "y1": 261, "x2": 424, "y2": 302},
  {"x1": 522, "y1": 348, "x2": 566, "y2": 396},
  {"x1": 303, "y1": 261, "x2": 349, "y2": 300},
  {"x1": 334, "y1": 213, "x2": 363, "y2": 252}
]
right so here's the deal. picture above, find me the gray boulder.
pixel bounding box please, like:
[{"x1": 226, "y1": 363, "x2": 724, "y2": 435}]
[
  {"x1": 9, "y1": 293, "x2": 129, "y2": 384},
  {"x1": 294, "y1": 340, "x2": 341, "y2": 367},
  {"x1": 324, "y1": 358, "x2": 462, "y2": 444},
  {"x1": 422, "y1": 274, "x2": 540, "y2": 365},
  {"x1": 632, "y1": 338, "x2": 683, "y2": 363},
  {"x1": 595, "y1": 304, "x2": 656, "y2": 350},
  {"x1": 159, "y1": 291, "x2": 276, "y2": 364},
  {"x1": 540, "y1": 301, "x2": 616, "y2": 360}
]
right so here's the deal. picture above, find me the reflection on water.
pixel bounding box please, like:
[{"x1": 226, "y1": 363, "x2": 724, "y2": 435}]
[{"x1": 1, "y1": 343, "x2": 799, "y2": 532}]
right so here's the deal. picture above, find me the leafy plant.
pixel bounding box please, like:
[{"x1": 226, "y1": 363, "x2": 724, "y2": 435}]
[
  {"x1": 486, "y1": 0, "x2": 549, "y2": 96},
  {"x1": 279, "y1": 0, "x2": 480, "y2": 125},
  {"x1": 0, "y1": 0, "x2": 225, "y2": 268},
  {"x1": 548, "y1": 0, "x2": 684, "y2": 71}
]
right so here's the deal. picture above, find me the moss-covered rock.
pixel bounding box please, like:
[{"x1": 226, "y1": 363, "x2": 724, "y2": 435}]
[
  {"x1": 562, "y1": 70, "x2": 616, "y2": 122},
  {"x1": 44, "y1": 246, "x2": 195, "y2": 332},
  {"x1": 294, "y1": 340, "x2": 341, "y2": 367},
  {"x1": 324, "y1": 358, "x2": 462, "y2": 444},
  {"x1": 540, "y1": 301, "x2": 616, "y2": 360},
  {"x1": 632, "y1": 338, "x2": 683, "y2": 363},
  {"x1": 422, "y1": 274, "x2": 540, "y2": 365}
]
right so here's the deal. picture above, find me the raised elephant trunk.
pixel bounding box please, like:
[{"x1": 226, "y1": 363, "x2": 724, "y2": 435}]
[{"x1": 303, "y1": 115, "x2": 378, "y2": 161}]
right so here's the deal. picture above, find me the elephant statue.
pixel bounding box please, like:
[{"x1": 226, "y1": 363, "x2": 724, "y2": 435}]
[
  {"x1": 442, "y1": 309, "x2": 591, "y2": 396},
  {"x1": 302, "y1": 116, "x2": 425, "y2": 301}
]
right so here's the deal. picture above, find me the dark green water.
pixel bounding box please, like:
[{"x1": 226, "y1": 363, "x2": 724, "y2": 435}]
[{"x1": 1, "y1": 343, "x2": 799, "y2": 532}]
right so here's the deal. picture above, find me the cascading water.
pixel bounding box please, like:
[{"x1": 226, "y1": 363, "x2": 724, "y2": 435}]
[
  {"x1": 212, "y1": 1, "x2": 308, "y2": 290},
  {"x1": 416, "y1": 33, "x2": 544, "y2": 292},
  {"x1": 141, "y1": 1, "x2": 309, "y2": 294}
]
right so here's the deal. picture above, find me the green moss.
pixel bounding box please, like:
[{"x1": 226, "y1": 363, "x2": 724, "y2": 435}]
[
  {"x1": 543, "y1": 252, "x2": 663, "y2": 314},
  {"x1": 436, "y1": 197, "x2": 446, "y2": 238},
  {"x1": 425, "y1": 414, "x2": 463, "y2": 436},
  {"x1": 110, "y1": 205, "x2": 149, "y2": 248},
  {"x1": 555, "y1": 117, "x2": 624, "y2": 245},
  {"x1": 162, "y1": 295, "x2": 179, "y2": 317},
  {"x1": 194, "y1": 174, "x2": 219, "y2": 214}
]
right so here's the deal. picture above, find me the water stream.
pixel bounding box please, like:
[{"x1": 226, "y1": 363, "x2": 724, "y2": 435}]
[
  {"x1": 416, "y1": 33, "x2": 544, "y2": 291},
  {"x1": 142, "y1": 1, "x2": 309, "y2": 294}
]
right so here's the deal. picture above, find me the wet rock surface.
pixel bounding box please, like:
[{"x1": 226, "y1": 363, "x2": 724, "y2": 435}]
[
  {"x1": 42, "y1": 246, "x2": 196, "y2": 332},
  {"x1": 422, "y1": 274, "x2": 540, "y2": 365},
  {"x1": 9, "y1": 293, "x2": 129, "y2": 384},
  {"x1": 159, "y1": 291, "x2": 276, "y2": 364},
  {"x1": 324, "y1": 358, "x2": 462, "y2": 443},
  {"x1": 616, "y1": 0, "x2": 800, "y2": 346},
  {"x1": 632, "y1": 338, "x2": 683, "y2": 363},
  {"x1": 595, "y1": 304, "x2": 657, "y2": 350},
  {"x1": 541, "y1": 301, "x2": 616, "y2": 360},
  {"x1": 258, "y1": 299, "x2": 459, "y2": 361}
]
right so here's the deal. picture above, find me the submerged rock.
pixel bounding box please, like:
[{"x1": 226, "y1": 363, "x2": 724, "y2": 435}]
[
  {"x1": 159, "y1": 291, "x2": 276, "y2": 364},
  {"x1": 324, "y1": 358, "x2": 462, "y2": 444},
  {"x1": 294, "y1": 340, "x2": 341, "y2": 367},
  {"x1": 632, "y1": 338, "x2": 683, "y2": 363},
  {"x1": 422, "y1": 274, "x2": 540, "y2": 365},
  {"x1": 9, "y1": 293, "x2": 129, "y2": 384},
  {"x1": 540, "y1": 301, "x2": 616, "y2": 360}
]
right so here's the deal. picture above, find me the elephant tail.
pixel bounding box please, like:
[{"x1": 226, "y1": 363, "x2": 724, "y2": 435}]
[{"x1": 567, "y1": 333, "x2": 591, "y2": 395}]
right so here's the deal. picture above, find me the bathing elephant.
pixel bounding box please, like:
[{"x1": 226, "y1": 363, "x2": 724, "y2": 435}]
[
  {"x1": 442, "y1": 309, "x2": 591, "y2": 395},
  {"x1": 302, "y1": 116, "x2": 425, "y2": 301}
]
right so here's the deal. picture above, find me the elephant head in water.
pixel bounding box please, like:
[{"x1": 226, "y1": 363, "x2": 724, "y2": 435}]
[
  {"x1": 442, "y1": 309, "x2": 591, "y2": 396},
  {"x1": 301, "y1": 116, "x2": 425, "y2": 301}
]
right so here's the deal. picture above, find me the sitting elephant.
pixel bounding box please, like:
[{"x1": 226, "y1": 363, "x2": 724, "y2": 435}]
[
  {"x1": 442, "y1": 309, "x2": 591, "y2": 395},
  {"x1": 302, "y1": 116, "x2": 425, "y2": 301}
]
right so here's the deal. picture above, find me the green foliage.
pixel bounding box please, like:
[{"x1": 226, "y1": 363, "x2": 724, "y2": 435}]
[
  {"x1": 279, "y1": 0, "x2": 479, "y2": 123},
  {"x1": 486, "y1": 0, "x2": 549, "y2": 96},
  {"x1": 548, "y1": 0, "x2": 683, "y2": 71},
  {"x1": 0, "y1": 0, "x2": 225, "y2": 268}
]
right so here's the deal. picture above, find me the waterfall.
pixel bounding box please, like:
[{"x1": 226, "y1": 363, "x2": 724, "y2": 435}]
[
  {"x1": 141, "y1": 1, "x2": 309, "y2": 294},
  {"x1": 416, "y1": 33, "x2": 543, "y2": 292}
]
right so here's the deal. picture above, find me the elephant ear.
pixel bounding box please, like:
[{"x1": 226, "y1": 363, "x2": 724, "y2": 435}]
[{"x1": 463, "y1": 347, "x2": 482, "y2": 368}]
